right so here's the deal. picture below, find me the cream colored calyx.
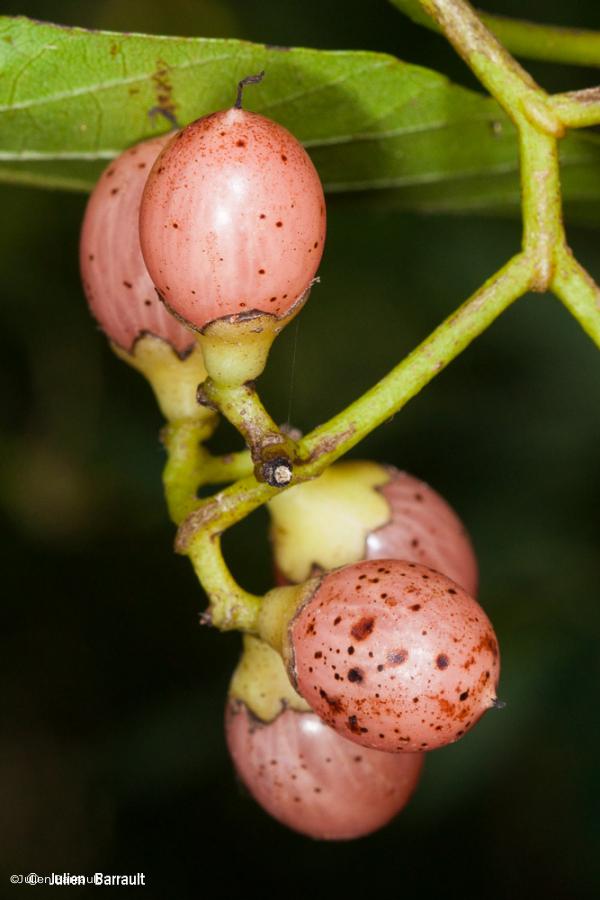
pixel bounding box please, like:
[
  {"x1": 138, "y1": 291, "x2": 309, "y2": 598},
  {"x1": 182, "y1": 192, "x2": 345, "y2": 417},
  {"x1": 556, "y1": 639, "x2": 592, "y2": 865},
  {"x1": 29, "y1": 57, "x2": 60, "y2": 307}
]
[
  {"x1": 268, "y1": 460, "x2": 391, "y2": 583},
  {"x1": 112, "y1": 333, "x2": 214, "y2": 423},
  {"x1": 229, "y1": 634, "x2": 310, "y2": 722},
  {"x1": 198, "y1": 289, "x2": 309, "y2": 387},
  {"x1": 257, "y1": 579, "x2": 320, "y2": 668}
]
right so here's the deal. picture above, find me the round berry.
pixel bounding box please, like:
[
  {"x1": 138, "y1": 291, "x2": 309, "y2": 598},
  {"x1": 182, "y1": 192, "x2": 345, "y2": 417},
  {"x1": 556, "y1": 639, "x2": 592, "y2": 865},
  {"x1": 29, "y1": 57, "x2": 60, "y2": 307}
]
[
  {"x1": 269, "y1": 461, "x2": 477, "y2": 595},
  {"x1": 80, "y1": 135, "x2": 213, "y2": 422},
  {"x1": 80, "y1": 134, "x2": 193, "y2": 356},
  {"x1": 139, "y1": 108, "x2": 325, "y2": 331},
  {"x1": 367, "y1": 468, "x2": 477, "y2": 595},
  {"x1": 259, "y1": 559, "x2": 500, "y2": 752},
  {"x1": 225, "y1": 700, "x2": 423, "y2": 840}
]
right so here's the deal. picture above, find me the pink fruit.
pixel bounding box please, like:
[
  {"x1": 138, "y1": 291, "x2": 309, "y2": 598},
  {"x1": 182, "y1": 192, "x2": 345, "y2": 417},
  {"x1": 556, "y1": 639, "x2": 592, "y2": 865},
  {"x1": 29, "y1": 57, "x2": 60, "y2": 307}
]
[
  {"x1": 268, "y1": 461, "x2": 477, "y2": 596},
  {"x1": 139, "y1": 107, "x2": 325, "y2": 330},
  {"x1": 367, "y1": 468, "x2": 478, "y2": 596},
  {"x1": 225, "y1": 699, "x2": 423, "y2": 840},
  {"x1": 285, "y1": 558, "x2": 500, "y2": 752},
  {"x1": 80, "y1": 135, "x2": 194, "y2": 356}
]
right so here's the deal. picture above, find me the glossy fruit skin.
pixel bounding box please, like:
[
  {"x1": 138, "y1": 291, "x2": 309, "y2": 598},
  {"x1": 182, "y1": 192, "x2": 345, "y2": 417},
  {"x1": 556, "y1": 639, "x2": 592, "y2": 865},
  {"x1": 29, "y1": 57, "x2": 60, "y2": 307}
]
[
  {"x1": 367, "y1": 468, "x2": 478, "y2": 596},
  {"x1": 270, "y1": 462, "x2": 478, "y2": 595},
  {"x1": 289, "y1": 558, "x2": 500, "y2": 752},
  {"x1": 139, "y1": 108, "x2": 326, "y2": 330},
  {"x1": 80, "y1": 135, "x2": 194, "y2": 356},
  {"x1": 225, "y1": 699, "x2": 423, "y2": 840}
]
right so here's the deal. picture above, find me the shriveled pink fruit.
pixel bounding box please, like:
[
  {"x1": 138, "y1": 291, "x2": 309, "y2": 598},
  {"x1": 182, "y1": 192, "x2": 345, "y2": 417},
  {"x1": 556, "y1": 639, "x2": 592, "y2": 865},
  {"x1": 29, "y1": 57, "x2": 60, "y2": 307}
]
[
  {"x1": 282, "y1": 559, "x2": 500, "y2": 752},
  {"x1": 139, "y1": 107, "x2": 325, "y2": 329},
  {"x1": 367, "y1": 468, "x2": 478, "y2": 596},
  {"x1": 225, "y1": 699, "x2": 423, "y2": 840},
  {"x1": 80, "y1": 135, "x2": 194, "y2": 356}
]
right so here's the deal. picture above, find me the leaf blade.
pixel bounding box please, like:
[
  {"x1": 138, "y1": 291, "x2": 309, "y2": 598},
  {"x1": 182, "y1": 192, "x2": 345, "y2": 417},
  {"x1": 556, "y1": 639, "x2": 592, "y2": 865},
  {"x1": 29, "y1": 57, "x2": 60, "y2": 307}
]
[{"x1": 1, "y1": 16, "x2": 599, "y2": 224}]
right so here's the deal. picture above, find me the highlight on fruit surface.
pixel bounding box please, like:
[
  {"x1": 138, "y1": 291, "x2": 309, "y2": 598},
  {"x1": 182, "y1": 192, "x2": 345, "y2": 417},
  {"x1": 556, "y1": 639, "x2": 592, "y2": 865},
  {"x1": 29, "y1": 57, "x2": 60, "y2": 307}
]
[
  {"x1": 258, "y1": 558, "x2": 500, "y2": 753},
  {"x1": 225, "y1": 636, "x2": 424, "y2": 840},
  {"x1": 139, "y1": 75, "x2": 326, "y2": 385},
  {"x1": 268, "y1": 461, "x2": 478, "y2": 595},
  {"x1": 80, "y1": 135, "x2": 212, "y2": 422}
]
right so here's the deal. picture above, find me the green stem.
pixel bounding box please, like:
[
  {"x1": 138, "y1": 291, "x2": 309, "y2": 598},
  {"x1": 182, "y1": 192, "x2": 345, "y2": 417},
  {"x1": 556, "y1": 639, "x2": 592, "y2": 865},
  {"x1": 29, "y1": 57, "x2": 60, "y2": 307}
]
[
  {"x1": 187, "y1": 531, "x2": 262, "y2": 631},
  {"x1": 177, "y1": 253, "x2": 533, "y2": 629},
  {"x1": 199, "y1": 378, "x2": 296, "y2": 483},
  {"x1": 416, "y1": 0, "x2": 562, "y2": 136},
  {"x1": 162, "y1": 420, "x2": 253, "y2": 525},
  {"x1": 167, "y1": 0, "x2": 600, "y2": 634},
  {"x1": 552, "y1": 245, "x2": 600, "y2": 349},
  {"x1": 551, "y1": 89, "x2": 600, "y2": 129},
  {"x1": 391, "y1": 0, "x2": 600, "y2": 68},
  {"x1": 202, "y1": 448, "x2": 253, "y2": 484},
  {"x1": 484, "y1": 15, "x2": 600, "y2": 69},
  {"x1": 162, "y1": 419, "x2": 215, "y2": 525},
  {"x1": 519, "y1": 124, "x2": 564, "y2": 290},
  {"x1": 300, "y1": 253, "x2": 533, "y2": 462}
]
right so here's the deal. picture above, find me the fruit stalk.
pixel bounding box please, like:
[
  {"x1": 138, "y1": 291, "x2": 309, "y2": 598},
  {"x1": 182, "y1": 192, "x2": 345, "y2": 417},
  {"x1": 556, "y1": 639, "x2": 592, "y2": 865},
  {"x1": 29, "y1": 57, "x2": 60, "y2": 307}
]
[
  {"x1": 197, "y1": 379, "x2": 296, "y2": 485},
  {"x1": 167, "y1": 0, "x2": 600, "y2": 629}
]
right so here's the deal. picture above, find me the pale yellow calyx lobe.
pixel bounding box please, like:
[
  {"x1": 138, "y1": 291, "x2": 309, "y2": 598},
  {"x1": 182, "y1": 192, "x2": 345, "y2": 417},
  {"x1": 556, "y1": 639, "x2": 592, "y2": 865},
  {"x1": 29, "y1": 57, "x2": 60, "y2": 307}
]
[
  {"x1": 198, "y1": 290, "x2": 308, "y2": 387},
  {"x1": 268, "y1": 461, "x2": 391, "y2": 583},
  {"x1": 112, "y1": 333, "x2": 214, "y2": 423},
  {"x1": 229, "y1": 634, "x2": 310, "y2": 722}
]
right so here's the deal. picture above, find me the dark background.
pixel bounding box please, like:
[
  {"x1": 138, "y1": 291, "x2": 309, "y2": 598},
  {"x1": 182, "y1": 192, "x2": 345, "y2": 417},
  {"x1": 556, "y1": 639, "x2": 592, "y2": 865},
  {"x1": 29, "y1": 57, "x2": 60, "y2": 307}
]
[{"x1": 1, "y1": 1, "x2": 599, "y2": 897}]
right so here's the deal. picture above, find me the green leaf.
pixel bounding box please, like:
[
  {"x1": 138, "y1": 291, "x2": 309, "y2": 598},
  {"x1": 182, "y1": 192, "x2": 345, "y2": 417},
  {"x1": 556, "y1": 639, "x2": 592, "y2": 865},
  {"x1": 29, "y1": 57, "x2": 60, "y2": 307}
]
[{"x1": 0, "y1": 16, "x2": 599, "y2": 222}]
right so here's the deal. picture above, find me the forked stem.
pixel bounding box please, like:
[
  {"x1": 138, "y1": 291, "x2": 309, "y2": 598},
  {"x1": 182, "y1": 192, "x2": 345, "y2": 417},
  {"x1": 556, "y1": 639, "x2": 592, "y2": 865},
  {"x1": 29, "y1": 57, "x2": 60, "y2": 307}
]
[
  {"x1": 198, "y1": 378, "x2": 296, "y2": 485},
  {"x1": 165, "y1": 0, "x2": 600, "y2": 632},
  {"x1": 552, "y1": 247, "x2": 600, "y2": 349}
]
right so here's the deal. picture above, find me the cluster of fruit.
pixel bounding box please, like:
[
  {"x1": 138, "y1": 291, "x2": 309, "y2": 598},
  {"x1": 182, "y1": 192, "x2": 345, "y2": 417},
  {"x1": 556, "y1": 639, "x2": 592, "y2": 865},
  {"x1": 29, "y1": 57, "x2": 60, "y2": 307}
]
[
  {"x1": 228, "y1": 462, "x2": 500, "y2": 838},
  {"x1": 79, "y1": 76, "x2": 501, "y2": 841}
]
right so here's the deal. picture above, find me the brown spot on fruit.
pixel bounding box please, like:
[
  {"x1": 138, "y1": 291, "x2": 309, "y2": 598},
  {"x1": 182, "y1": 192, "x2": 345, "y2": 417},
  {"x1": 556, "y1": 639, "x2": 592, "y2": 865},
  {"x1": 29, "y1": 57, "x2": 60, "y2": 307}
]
[
  {"x1": 347, "y1": 668, "x2": 364, "y2": 683},
  {"x1": 351, "y1": 617, "x2": 375, "y2": 641},
  {"x1": 436, "y1": 654, "x2": 450, "y2": 670},
  {"x1": 319, "y1": 689, "x2": 343, "y2": 714}
]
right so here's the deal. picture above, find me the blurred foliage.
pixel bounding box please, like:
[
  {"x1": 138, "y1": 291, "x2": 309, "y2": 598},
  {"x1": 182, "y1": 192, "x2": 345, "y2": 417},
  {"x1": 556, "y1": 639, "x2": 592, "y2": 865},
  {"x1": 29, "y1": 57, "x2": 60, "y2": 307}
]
[{"x1": 0, "y1": 1, "x2": 599, "y2": 898}]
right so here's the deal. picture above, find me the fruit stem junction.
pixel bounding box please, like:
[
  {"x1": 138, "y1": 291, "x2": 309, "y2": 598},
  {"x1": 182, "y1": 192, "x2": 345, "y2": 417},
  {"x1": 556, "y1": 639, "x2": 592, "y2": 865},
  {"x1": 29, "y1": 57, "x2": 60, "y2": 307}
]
[{"x1": 164, "y1": 0, "x2": 600, "y2": 632}]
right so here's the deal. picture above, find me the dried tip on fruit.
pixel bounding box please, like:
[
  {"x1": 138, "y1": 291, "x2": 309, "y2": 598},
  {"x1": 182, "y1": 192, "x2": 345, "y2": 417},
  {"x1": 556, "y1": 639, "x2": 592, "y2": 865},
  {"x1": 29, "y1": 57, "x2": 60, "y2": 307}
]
[
  {"x1": 491, "y1": 697, "x2": 507, "y2": 710},
  {"x1": 263, "y1": 558, "x2": 500, "y2": 754},
  {"x1": 235, "y1": 70, "x2": 265, "y2": 109}
]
